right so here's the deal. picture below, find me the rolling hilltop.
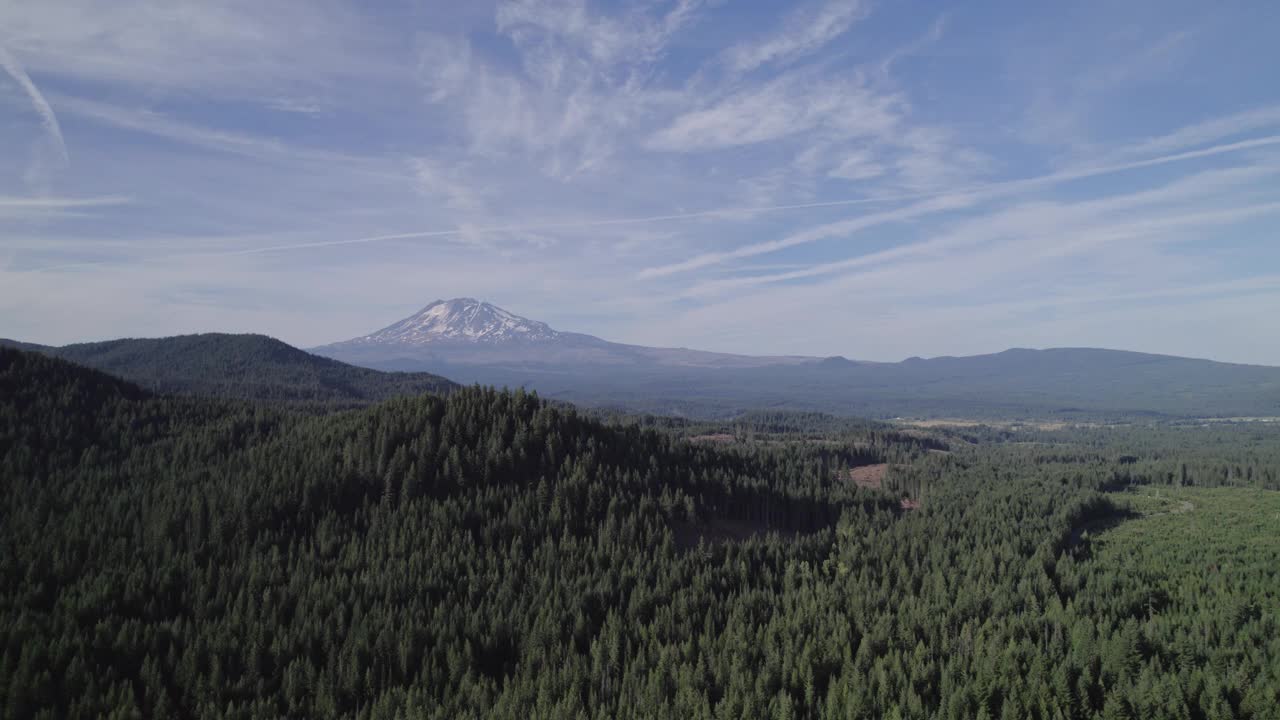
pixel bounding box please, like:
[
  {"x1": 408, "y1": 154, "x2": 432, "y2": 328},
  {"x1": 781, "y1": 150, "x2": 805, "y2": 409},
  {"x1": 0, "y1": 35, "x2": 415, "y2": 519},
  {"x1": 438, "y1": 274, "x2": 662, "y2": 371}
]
[
  {"x1": 313, "y1": 299, "x2": 1280, "y2": 419},
  {"x1": 2, "y1": 333, "x2": 456, "y2": 406}
]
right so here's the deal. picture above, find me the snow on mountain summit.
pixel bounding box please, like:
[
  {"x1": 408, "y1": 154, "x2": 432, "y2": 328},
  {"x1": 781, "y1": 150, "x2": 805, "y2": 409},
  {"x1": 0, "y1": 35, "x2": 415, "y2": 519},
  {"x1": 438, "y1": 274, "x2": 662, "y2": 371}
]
[
  {"x1": 355, "y1": 298, "x2": 563, "y2": 345},
  {"x1": 316, "y1": 297, "x2": 821, "y2": 367}
]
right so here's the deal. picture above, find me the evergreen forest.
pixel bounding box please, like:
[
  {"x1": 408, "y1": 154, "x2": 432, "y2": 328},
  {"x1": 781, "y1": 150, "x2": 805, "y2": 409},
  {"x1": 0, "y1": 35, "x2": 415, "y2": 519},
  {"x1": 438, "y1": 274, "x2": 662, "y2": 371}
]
[{"x1": 2, "y1": 345, "x2": 1278, "y2": 719}]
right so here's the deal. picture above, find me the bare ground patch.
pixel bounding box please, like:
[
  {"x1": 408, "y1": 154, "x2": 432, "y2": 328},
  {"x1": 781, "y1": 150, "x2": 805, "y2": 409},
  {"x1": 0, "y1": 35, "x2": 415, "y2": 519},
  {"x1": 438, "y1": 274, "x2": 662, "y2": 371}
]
[
  {"x1": 688, "y1": 433, "x2": 736, "y2": 444},
  {"x1": 896, "y1": 419, "x2": 1094, "y2": 431},
  {"x1": 849, "y1": 463, "x2": 888, "y2": 490},
  {"x1": 897, "y1": 419, "x2": 988, "y2": 428}
]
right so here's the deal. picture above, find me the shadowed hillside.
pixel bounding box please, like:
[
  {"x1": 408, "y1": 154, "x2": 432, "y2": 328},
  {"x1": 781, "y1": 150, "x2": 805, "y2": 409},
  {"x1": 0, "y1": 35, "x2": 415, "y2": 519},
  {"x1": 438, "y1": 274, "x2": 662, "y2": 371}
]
[{"x1": 1, "y1": 333, "x2": 457, "y2": 406}]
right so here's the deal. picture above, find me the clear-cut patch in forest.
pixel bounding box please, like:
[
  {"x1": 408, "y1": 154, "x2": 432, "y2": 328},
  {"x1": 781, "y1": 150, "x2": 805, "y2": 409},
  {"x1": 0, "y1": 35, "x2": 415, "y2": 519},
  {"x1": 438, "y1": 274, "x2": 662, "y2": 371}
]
[
  {"x1": 849, "y1": 463, "x2": 888, "y2": 489},
  {"x1": 688, "y1": 433, "x2": 736, "y2": 443}
]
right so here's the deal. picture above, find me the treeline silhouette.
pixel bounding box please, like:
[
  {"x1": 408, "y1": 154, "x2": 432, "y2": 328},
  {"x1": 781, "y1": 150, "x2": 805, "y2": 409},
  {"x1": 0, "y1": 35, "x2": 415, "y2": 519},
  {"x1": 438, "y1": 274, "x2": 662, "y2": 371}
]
[{"x1": 1, "y1": 334, "x2": 456, "y2": 408}]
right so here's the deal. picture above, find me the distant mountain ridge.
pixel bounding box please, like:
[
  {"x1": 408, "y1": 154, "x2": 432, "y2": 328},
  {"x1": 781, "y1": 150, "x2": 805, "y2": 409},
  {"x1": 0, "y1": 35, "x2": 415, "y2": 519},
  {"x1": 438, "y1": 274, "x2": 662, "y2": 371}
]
[
  {"x1": 312, "y1": 298, "x2": 1280, "y2": 420},
  {"x1": 2, "y1": 333, "x2": 456, "y2": 406},
  {"x1": 10, "y1": 301, "x2": 1280, "y2": 419}
]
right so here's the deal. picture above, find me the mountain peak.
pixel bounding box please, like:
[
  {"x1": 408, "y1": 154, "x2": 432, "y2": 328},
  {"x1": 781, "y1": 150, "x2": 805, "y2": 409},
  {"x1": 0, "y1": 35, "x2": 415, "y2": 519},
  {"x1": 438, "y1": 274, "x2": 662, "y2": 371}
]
[{"x1": 356, "y1": 298, "x2": 562, "y2": 345}]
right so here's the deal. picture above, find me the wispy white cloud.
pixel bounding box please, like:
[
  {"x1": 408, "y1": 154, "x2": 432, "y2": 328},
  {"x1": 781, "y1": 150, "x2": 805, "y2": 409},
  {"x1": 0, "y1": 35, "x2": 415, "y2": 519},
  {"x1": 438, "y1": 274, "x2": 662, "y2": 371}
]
[
  {"x1": 419, "y1": 0, "x2": 704, "y2": 178},
  {"x1": 828, "y1": 150, "x2": 885, "y2": 181},
  {"x1": 680, "y1": 197, "x2": 1280, "y2": 301},
  {"x1": 1123, "y1": 105, "x2": 1280, "y2": 158},
  {"x1": 265, "y1": 97, "x2": 327, "y2": 116},
  {"x1": 0, "y1": 0, "x2": 401, "y2": 103},
  {"x1": 48, "y1": 93, "x2": 411, "y2": 184},
  {"x1": 497, "y1": 0, "x2": 703, "y2": 69},
  {"x1": 877, "y1": 14, "x2": 948, "y2": 76},
  {"x1": 52, "y1": 94, "x2": 295, "y2": 158},
  {"x1": 639, "y1": 194, "x2": 973, "y2": 278},
  {"x1": 648, "y1": 72, "x2": 901, "y2": 151},
  {"x1": 640, "y1": 133, "x2": 1280, "y2": 278},
  {"x1": 0, "y1": 195, "x2": 131, "y2": 220},
  {"x1": 723, "y1": 0, "x2": 867, "y2": 73},
  {"x1": 891, "y1": 126, "x2": 991, "y2": 191},
  {"x1": 0, "y1": 195, "x2": 129, "y2": 209},
  {"x1": 640, "y1": 225, "x2": 1280, "y2": 362},
  {"x1": 409, "y1": 157, "x2": 486, "y2": 216},
  {"x1": 648, "y1": 52, "x2": 991, "y2": 196},
  {"x1": 36, "y1": 121, "x2": 1273, "y2": 277}
]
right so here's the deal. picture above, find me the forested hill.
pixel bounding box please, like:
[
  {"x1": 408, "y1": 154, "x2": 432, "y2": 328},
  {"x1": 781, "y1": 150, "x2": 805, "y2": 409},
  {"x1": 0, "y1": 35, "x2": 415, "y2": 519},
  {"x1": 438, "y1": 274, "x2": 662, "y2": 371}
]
[
  {"x1": 3, "y1": 345, "x2": 1279, "y2": 718},
  {"x1": 0, "y1": 346, "x2": 904, "y2": 718},
  {"x1": 0, "y1": 333, "x2": 456, "y2": 406}
]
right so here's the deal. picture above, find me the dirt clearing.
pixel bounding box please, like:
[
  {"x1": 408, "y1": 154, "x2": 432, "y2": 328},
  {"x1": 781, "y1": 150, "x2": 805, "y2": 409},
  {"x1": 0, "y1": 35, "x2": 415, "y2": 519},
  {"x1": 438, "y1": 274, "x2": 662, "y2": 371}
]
[
  {"x1": 849, "y1": 463, "x2": 888, "y2": 490},
  {"x1": 689, "y1": 433, "x2": 735, "y2": 444}
]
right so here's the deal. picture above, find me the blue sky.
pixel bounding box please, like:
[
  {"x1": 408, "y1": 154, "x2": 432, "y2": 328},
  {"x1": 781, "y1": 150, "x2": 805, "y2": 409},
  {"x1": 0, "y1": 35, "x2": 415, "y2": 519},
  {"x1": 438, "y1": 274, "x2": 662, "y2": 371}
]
[{"x1": 2, "y1": 0, "x2": 1279, "y2": 363}]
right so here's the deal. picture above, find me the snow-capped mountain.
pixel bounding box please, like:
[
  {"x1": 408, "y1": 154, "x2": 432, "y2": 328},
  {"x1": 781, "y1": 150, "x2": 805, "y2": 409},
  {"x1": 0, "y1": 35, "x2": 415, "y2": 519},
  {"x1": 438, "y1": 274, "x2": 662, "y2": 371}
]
[
  {"x1": 312, "y1": 298, "x2": 819, "y2": 370},
  {"x1": 352, "y1": 298, "x2": 564, "y2": 345}
]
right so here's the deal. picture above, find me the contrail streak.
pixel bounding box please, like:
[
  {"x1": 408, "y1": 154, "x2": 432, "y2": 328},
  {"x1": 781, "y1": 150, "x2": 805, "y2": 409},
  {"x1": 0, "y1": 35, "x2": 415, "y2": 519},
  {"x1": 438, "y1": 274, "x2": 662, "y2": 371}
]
[
  {"x1": 0, "y1": 195, "x2": 130, "y2": 208},
  {"x1": 224, "y1": 198, "x2": 917, "y2": 256},
  {"x1": 0, "y1": 44, "x2": 68, "y2": 165},
  {"x1": 20, "y1": 133, "x2": 1280, "y2": 273},
  {"x1": 229, "y1": 133, "x2": 1280, "y2": 260},
  {"x1": 637, "y1": 134, "x2": 1280, "y2": 277}
]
